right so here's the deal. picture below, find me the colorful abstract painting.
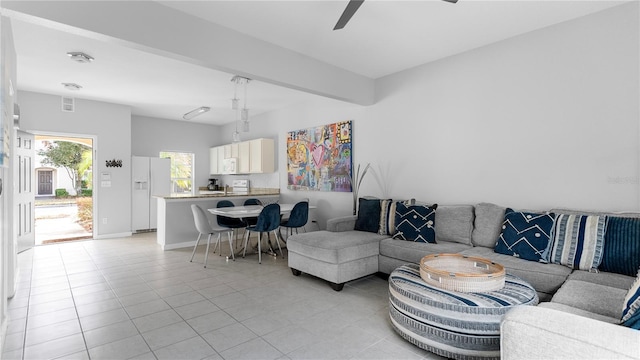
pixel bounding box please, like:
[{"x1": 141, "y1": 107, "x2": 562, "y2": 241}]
[{"x1": 287, "y1": 120, "x2": 352, "y2": 192}]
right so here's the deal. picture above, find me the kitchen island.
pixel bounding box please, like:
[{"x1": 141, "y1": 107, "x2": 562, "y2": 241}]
[{"x1": 155, "y1": 189, "x2": 279, "y2": 250}]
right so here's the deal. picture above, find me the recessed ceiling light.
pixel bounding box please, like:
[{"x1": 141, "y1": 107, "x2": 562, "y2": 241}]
[
  {"x1": 67, "y1": 52, "x2": 94, "y2": 63},
  {"x1": 62, "y1": 83, "x2": 82, "y2": 91},
  {"x1": 183, "y1": 106, "x2": 211, "y2": 120}
]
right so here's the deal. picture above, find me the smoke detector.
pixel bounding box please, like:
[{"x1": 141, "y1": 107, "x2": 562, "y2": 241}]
[
  {"x1": 67, "y1": 51, "x2": 94, "y2": 63},
  {"x1": 62, "y1": 83, "x2": 82, "y2": 91}
]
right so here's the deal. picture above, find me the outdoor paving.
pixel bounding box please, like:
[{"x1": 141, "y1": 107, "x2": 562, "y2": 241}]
[{"x1": 35, "y1": 203, "x2": 92, "y2": 245}]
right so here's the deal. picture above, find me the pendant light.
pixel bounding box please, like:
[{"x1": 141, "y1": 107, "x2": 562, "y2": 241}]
[
  {"x1": 241, "y1": 78, "x2": 250, "y2": 132},
  {"x1": 230, "y1": 75, "x2": 251, "y2": 141}
]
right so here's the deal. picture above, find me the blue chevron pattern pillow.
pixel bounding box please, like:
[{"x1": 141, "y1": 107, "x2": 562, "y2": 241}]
[
  {"x1": 494, "y1": 209, "x2": 555, "y2": 263},
  {"x1": 393, "y1": 203, "x2": 438, "y2": 243}
]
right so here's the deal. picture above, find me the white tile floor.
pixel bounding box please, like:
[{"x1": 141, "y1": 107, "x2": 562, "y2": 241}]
[{"x1": 2, "y1": 232, "x2": 445, "y2": 360}]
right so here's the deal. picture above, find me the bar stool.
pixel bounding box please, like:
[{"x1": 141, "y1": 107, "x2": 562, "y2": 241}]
[{"x1": 190, "y1": 204, "x2": 234, "y2": 268}]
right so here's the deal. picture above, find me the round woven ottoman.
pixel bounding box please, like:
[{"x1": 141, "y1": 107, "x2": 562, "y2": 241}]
[{"x1": 388, "y1": 264, "x2": 538, "y2": 360}]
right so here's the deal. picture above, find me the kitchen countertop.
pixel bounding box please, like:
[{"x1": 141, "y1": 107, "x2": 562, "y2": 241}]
[{"x1": 156, "y1": 188, "x2": 280, "y2": 200}]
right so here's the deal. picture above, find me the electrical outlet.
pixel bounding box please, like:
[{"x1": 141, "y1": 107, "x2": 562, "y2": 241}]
[{"x1": 102, "y1": 218, "x2": 108, "y2": 224}]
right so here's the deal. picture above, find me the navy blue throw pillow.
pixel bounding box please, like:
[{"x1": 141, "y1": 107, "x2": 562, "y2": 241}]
[
  {"x1": 392, "y1": 203, "x2": 437, "y2": 243},
  {"x1": 599, "y1": 216, "x2": 640, "y2": 276},
  {"x1": 494, "y1": 208, "x2": 555, "y2": 263},
  {"x1": 354, "y1": 198, "x2": 381, "y2": 233}
]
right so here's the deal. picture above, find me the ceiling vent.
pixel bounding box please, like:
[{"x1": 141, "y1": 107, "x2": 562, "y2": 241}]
[
  {"x1": 62, "y1": 97, "x2": 75, "y2": 112},
  {"x1": 67, "y1": 51, "x2": 94, "y2": 63}
]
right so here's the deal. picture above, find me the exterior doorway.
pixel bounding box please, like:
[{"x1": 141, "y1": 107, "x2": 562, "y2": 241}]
[
  {"x1": 37, "y1": 169, "x2": 53, "y2": 195},
  {"x1": 34, "y1": 134, "x2": 94, "y2": 245}
]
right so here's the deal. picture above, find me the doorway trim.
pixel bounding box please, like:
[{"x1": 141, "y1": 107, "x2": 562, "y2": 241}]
[{"x1": 32, "y1": 130, "x2": 98, "y2": 240}]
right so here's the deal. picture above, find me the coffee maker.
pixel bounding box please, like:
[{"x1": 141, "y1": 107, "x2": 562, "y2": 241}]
[{"x1": 207, "y1": 178, "x2": 219, "y2": 191}]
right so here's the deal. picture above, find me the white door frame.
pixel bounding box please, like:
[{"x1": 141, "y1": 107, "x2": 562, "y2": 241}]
[{"x1": 31, "y1": 131, "x2": 98, "y2": 240}]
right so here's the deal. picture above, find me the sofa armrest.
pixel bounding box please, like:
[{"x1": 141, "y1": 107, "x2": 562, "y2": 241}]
[
  {"x1": 327, "y1": 216, "x2": 357, "y2": 232},
  {"x1": 501, "y1": 306, "x2": 640, "y2": 360}
]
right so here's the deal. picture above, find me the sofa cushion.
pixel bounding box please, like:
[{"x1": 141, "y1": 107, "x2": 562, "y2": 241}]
[
  {"x1": 567, "y1": 268, "x2": 636, "y2": 290},
  {"x1": 621, "y1": 272, "x2": 640, "y2": 329},
  {"x1": 434, "y1": 205, "x2": 474, "y2": 245},
  {"x1": 494, "y1": 208, "x2": 555, "y2": 263},
  {"x1": 379, "y1": 238, "x2": 471, "y2": 265},
  {"x1": 354, "y1": 198, "x2": 382, "y2": 233},
  {"x1": 286, "y1": 230, "x2": 386, "y2": 264},
  {"x1": 551, "y1": 279, "x2": 627, "y2": 319},
  {"x1": 600, "y1": 216, "x2": 640, "y2": 277},
  {"x1": 537, "y1": 302, "x2": 620, "y2": 324},
  {"x1": 459, "y1": 246, "x2": 571, "y2": 296},
  {"x1": 547, "y1": 214, "x2": 607, "y2": 271},
  {"x1": 392, "y1": 203, "x2": 437, "y2": 243},
  {"x1": 471, "y1": 202, "x2": 505, "y2": 248}
]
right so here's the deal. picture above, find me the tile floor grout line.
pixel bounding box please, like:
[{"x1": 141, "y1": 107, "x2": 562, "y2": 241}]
[
  {"x1": 60, "y1": 244, "x2": 92, "y2": 360},
  {"x1": 19, "y1": 248, "x2": 35, "y2": 360}
]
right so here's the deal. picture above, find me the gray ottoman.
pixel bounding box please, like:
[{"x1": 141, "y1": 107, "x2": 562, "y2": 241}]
[
  {"x1": 389, "y1": 264, "x2": 538, "y2": 359},
  {"x1": 287, "y1": 230, "x2": 385, "y2": 291}
]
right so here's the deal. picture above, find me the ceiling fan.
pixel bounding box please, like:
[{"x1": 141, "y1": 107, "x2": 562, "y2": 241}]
[{"x1": 334, "y1": 0, "x2": 459, "y2": 30}]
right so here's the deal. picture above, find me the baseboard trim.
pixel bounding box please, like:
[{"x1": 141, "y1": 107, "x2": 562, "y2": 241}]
[
  {"x1": 162, "y1": 241, "x2": 194, "y2": 251},
  {"x1": 94, "y1": 232, "x2": 132, "y2": 240}
]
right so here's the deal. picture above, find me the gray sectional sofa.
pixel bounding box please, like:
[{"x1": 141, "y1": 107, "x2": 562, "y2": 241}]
[{"x1": 286, "y1": 202, "x2": 640, "y2": 359}]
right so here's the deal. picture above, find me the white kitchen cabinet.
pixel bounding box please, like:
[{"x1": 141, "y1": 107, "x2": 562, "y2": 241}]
[
  {"x1": 209, "y1": 147, "x2": 220, "y2": 175},
  {"x1": 210, "y1": 138, "x2": 274, "y2": 174},
  {"x1": 249, "y1": 138, "x2": 275, "y2": 173},
  {"x1": 238, "y1": 141, "x2": 250, "y2": 173},
  {"x1": 223, "y1": 143, "x2": 239, "y2": 159}
]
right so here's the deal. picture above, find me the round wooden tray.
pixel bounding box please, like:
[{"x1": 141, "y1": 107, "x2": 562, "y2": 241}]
[{"x1": 419, "y1": 253, "x2": 505, "y2": 293}]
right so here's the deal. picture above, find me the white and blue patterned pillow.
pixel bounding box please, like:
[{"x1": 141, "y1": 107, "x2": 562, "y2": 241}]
[
  {"x1": 621, "y1": 270, "x2": 640, "y2": 329},
  {"x1": 494, "y1": 209, "x2": 555, "y2": 263},
  {"x1": 379, "y1": 199, "x2": 414, "y2": 235},
  {"x1": 392, "y1": 203, "x2": 438, "y2": 243},
  {"x1": 546, "y1": 214, "x2": 607, "y2": 271}
]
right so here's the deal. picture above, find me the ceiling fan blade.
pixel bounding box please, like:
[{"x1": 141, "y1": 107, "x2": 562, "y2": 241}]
[
  {"x1": 441, "y1": 0, "x2": 459, "y2": 3},
  {"x1": 333, "y1": 0, "x2": 364, "y2": 30}
]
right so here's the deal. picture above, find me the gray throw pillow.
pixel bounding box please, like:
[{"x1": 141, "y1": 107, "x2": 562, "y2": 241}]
[{"x1": 471, "y1": 203, "x2": 506, "y2": 248}]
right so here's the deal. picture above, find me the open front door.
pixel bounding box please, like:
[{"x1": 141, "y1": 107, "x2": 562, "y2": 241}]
[{"x1": 15, "y1": 130, "x2": 35, "y2": 253}]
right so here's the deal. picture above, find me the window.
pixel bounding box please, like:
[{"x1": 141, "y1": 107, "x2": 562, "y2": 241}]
[{"x1": 160, "y1": 151, "x2": 194, "y2": 195}]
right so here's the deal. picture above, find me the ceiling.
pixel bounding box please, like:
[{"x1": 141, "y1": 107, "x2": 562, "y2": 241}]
[{"x1": 7, "y1": 0, "x2": 629, "y2": 125}]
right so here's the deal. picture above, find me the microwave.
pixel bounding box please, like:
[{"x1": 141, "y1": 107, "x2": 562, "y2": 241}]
[{"x1": 222, "y1": 158, "x2": 237, "y2": 174}]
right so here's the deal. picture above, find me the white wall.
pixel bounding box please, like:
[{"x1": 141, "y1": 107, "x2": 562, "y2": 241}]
[
  {"x1": 229, "y1": 2, "x2": 640, "y2": 228},
  {"x1": 19, "y1": 91, "x2": 132, "y2": 238},
  {"x1": 368, "y1": 2, "x2": 639, "y2": 212},
  {"x1": 131, "y1": 115, "x2": 223, "y2": 191}
]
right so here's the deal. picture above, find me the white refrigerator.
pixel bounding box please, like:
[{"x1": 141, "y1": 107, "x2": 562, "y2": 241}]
[{"x1": 132, "y1": 156, "x2": 171, "y2": 231}]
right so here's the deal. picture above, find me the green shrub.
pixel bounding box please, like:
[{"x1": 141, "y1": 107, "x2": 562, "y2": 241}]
[
  {"x1": 55, "y1": 188, "x2": 69, "y2": 197},
  {"x1": 81, "y1": 189, "x2": 93, "y2": 197}
]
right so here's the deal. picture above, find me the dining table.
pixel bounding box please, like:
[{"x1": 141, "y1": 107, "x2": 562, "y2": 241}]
[
  {"x1": 207, "y1": 203, "x2": 310, "y2": 219},
  {"x1": 207, "y1": 203, "x2": 315, "y2": 258}
]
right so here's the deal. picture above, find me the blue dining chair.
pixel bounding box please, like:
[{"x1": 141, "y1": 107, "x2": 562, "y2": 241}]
[
  {"x1": 242, "y1": 203, "x2": 283, "y2": 264},
  {"x1": 280, "y1": 201, "x2": 309, "y2": 240},
  {"x1": 189, "y1": 204, "x2": 234, "y2": 267},
  {"x1": 216, "y1": 200, "x2": 246, "y2": 248},
  {"x1": 243, "y1": 198, "x2": 263, "y2": 227}
]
